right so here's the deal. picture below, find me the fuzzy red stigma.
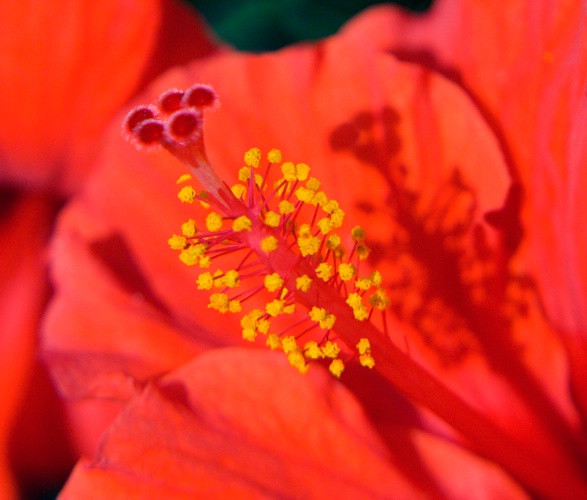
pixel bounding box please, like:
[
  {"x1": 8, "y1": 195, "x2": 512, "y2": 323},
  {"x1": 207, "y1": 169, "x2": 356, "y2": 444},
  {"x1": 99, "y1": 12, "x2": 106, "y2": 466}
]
[
  {"x1": 182, "y1": 84, "x2": 218, "y2": 108},
  {"x1": 158, "y1": 89, "x2": 185, "y2": 114}
]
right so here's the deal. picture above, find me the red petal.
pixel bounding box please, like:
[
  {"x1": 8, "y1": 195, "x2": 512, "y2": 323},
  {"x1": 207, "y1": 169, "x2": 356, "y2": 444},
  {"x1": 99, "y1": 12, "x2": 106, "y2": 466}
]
[
  {"x1": 0, "y1": 0, "x2": 223, "y2": 192},
  {"x1": 60, "y1": 349, "x2": 526, "y2": 498},
  {"x1": 341, "y1": 0, "x2": 587, "y2": 417},
  {"x1": 43, "y1": 210, "x2": 206, "y2": 399},
  {"x1": 173, "y1": 33, "x2": 580, "y2": 461},
  {"x1": 0, "y1": 193, "x2": 68, "y2": 496}
]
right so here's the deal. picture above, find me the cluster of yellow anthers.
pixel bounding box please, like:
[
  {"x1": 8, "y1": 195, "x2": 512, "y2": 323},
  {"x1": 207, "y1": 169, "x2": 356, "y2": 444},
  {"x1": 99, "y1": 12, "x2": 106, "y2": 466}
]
[
  {"x1": 125, "y1": 84, "x2": 387, "y2": 378},
  {"x1": 168, "y1": 146, "x2": 386, "y2": 377}
]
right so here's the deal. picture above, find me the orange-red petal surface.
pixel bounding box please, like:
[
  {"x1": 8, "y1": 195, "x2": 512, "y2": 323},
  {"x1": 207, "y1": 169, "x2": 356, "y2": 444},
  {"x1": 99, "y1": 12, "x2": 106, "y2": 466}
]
[
  {"x1": 60, "y1": 349, "x2": 527, "y2": 499},
  {"x1": 42, "y1": 2, "x2": 587, "y2": 496},
  {"x1": 0, "y1": 0, "x2": 223, "y2": 192},
  {"x1": 0, "y1": 194, "x2": 61, "y2": 498},
  {"x1": 341, "y1": 0, "x2": 587, "y2": 418}
]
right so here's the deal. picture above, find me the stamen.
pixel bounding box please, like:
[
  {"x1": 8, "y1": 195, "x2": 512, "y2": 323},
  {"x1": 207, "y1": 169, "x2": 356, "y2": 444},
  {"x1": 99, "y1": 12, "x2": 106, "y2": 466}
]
[{"x1": 125, "y1": 84, "x2": 470, "y2": 432}]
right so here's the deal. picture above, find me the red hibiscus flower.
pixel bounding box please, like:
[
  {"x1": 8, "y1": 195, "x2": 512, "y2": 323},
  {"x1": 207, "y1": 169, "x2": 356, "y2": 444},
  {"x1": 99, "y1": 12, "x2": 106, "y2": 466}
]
[
  {"x1": 0, "y1": 0, "x2": 221, "y2": 497},
  {"x1": 43, "y1": 0, "x2": 587, "y2": 498}
]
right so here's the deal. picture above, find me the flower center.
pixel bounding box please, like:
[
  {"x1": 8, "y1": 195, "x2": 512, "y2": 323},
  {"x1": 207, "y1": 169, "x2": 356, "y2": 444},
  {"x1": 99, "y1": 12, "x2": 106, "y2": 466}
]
[{"x1": 125, "y1": 84, "x2": 387, "y2": 377}]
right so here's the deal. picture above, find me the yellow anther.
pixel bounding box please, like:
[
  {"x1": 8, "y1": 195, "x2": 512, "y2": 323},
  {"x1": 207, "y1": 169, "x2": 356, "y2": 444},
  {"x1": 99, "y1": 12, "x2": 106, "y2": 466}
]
[
  {"x1": 264, "y1": 211, "x2": 280, "y2": 227},
  {"x1": 281, "y1": 161, "x2": 310, "y2": 182},
  {"x1": 359, "y1": 354, "x2": 375, "y2": 369},
  {"x1": 233, "y1": 215, "x2": 252, "y2": 232},
  {"x1": 306, "y1": 177, "x2": 321, "y2": 191},
  {"x1": 196, "y1": 272, "x2": 214, "y2": 290},
  {"x1": 369, "y1": 289, "x2": 391, "y2": 310},
  {"x1": 295, "y1": 163, "x2": 310, "y2": 181},
  {"x1": 267, "y1": 149, "x2": 282, "y2": 163},
  {"x1": 207, "y1": 293, "x2": 241, "y2": 313},
  {"x1": 281, "y1": 335, "x2": 299, "y2": 354},
  {"x1": 355, "y1": 278, "x2": 372, "y2": 291},
  {"x1": 288, "y1": 351, "x2": 309, "y2": 374},
  {"x1": 314, "y1": 191, "x2": 328, "y2": 206},
  {"x1": 241, "y1": 310, "x2": 261, "y2": 330},
  {"x1": 317, "y1": 218, "x2": 333, "y2": 235},
  {"x1": 281, "y1": 162, "x2": 297, "y2": 181},
  {"x1": 338, "y1": 263, "x2": 356, "y2": 282},
  {"x1": 266, "y1": 299, "x2": 286, "y2": 317},
  {"x1": 303, "y1": 341, "x2": 322, "y2": 359},
  {"x1": 238, "y1": 167, "x2": 251, "y2": 182},
  {"x1": 295, "y1": 187, "x2": 314, "y2": 203},
  {"x1": 261, "y1": 235, "x2": 278, "y2": 253},
  {"x1": 351, "y1": 226, "x2": 367, "y2": 241},
  {"x1": 356, "y1": 242, "x2": 371, "y2": 260},
  {"x1": 323, "y1": 200, "x2": 340, "y2": 214},
  {"x1": 321, "y1": 340, "x2": 341, "y2": 358},
  {"x1": 329, "y1": 359, "x2": 345, "y2": 378},
  {"x1": 283, "y1": 304, "x2": 296, "y2": 314},
  {"x1": 178, "y1": 186, "x2": 196, "y2": 203},
  {"x1": 176, "y1": 173, "x2": 192, "y2": 184},
  {"x1": 181, "y1": 219, "x2": 197, "y2": 238},
  {"x1": 330, "y1": 208, "x2": 345, "y2": 228},
  {"x1": 298, "y1": 224, "x2": 311, "y2": 237},
  {"x1": 309, "y1": 306, "x2": 326, "y2": 322},
  {"x1": 257, "y1": 318, "x2": 270, "y2": 334},
  {"x1": 308, "y1": 306, "x2": 336, "y2": 330},
  {"x1": 325, "y1": 234, "x2": 341, "y2": 251},
  {"x1": 244, "y1": 147, "x2": 261, "y2": 168},
  {"x1": 206, "y1": 212, "x2": 223, "y2": 231},
  {"x1": 223, "y1": 270, "x2": 240, "y2": 288},
  {"x1": 296, "y1": 275, "x2": 312, "y2": 292},
  {"x1": 347, "y1": 292, "x2": 369, "y2": 321},
  {"x1": 199, "y1": 200, "x2": 211, "y2": 209},
  {"x1": 356, "y1": 338, "x2": 375, "y2": 368},
  {"x1": 266, "y1": 334, "x2": 281, "y2": 349},
  {"x1": 264, "y1": 273, "x2": 284, "y2": 292},
  {"x1": 179, "y1": 245, "x2": 205, "y2": 266},
  {"x1": 241, "y1": 309, "x2": 267, "y2": 341},
  {"x1": 208, "y1": 293, "x2": 229, "y2": 312},
  {"x1": 297, "y1": 233, "x2": 321, "y2": 257},
  {"x1": 315, "y1": 263, "x2": 333, "y2": 281},
  {"x1": 228, "y1": 299, "x2": 242, "y2": 313},
  {"x1": 199, "y1": 255, "x2": 211, "y2": 268},
  {"x1": 278, "y1": 200, "x2": 295, "y2": 214},
  {"x1": 168, "y1": 234, "x2": 186, "y2": 250},
  {"x1": 254, "y1": 173, "x2": 264, "y2": 187},
  {"x1": 242, "y1": 328, "x2": 257, "y2": 342},
  {"x1": 370, "y1": 270, "x2": 383, "y2": 287},
  {"x1": 231, "y1": 184, "x2": 247, "y2": 199},
  {"x1": 356, "y1": 338, "x2": 371, "y2": 355}
]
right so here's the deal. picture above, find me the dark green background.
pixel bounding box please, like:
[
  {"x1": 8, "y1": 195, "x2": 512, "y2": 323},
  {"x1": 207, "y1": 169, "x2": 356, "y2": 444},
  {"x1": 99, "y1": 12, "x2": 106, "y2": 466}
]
[{"x1": 187, "y1": 0, "x2": 433, "y2": 51}]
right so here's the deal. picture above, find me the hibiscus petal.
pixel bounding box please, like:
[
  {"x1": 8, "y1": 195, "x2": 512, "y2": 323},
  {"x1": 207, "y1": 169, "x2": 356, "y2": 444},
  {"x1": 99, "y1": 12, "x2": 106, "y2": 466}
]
[
  {"x1": 59, "y1": 349, "x2": 526, "y2": 499},
  {"x1": 340, "y1": 0, "x2": 587, "y2": 419},
  {"x1": 43, "y1": 207, "x2": 206, "y2": 400},
  {"x1": 168, "y1": 31, "x2": 581, "y2": 462},
  {"x1": 0, "y1": 193, "x2": 65, "y2": 496},
  {"x1": 0, "y1": 0, "x2": 222, "y2": 192}
]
